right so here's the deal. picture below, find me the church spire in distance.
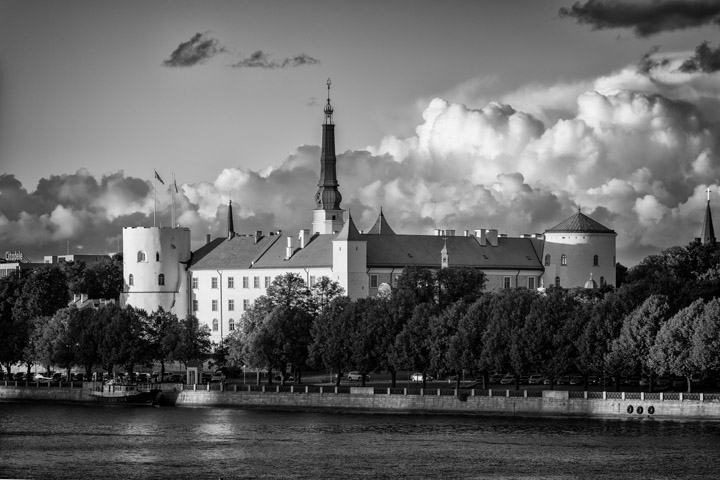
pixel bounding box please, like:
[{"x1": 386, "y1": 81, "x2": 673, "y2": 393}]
[
  {"x1": 312, "y1": 79, "x2": 344, "y2": 235},
  {"x1": 702, "y1": 187, "x2": 715, "y2": 245}
]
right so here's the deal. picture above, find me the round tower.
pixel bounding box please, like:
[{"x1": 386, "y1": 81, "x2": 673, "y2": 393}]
[{"x1": 122, "y1": 226, "x2": 192, "y2": 317}]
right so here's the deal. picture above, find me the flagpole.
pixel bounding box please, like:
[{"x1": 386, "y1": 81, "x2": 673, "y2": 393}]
[
  {"x1": 154, "y1": 171, "x2": 157, "y2": 227},
  {"x1": 172, "y1": 173, "x2": 176, "y2": 227}
]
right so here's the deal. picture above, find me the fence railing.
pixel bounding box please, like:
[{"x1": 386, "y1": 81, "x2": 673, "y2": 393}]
[{"x1": 3, "y1": 380, "x2": 720, "y2": 403}]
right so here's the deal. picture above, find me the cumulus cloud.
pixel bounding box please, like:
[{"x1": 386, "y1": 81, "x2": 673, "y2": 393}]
[
  {"x1": 231, "y1": 51, "x2": 320, "y2": 69},
  {"x1": 559, "y1": 0, "x2": 720, "y2": 37},
  {"x1": 4, "y1": 57, "x2": 720, "y2": 266},
  {"x1": 163, "y1": 32, "x2": 227, "y2": 67}
]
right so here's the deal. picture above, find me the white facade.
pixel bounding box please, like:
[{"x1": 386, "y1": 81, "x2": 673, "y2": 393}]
[
  {"x1": 122, "y1": 226, "x2": 191, "y2": 317},
  {"x1": 541, "y1": 231, "x2": 616, "y2": 289}
]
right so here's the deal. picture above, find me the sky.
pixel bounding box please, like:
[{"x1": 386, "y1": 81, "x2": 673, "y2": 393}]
[{"x1": 2, "y1": 0, "x2": 720, "y2": 267}]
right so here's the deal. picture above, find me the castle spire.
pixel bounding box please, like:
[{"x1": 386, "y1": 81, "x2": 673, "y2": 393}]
[
  {"x1": 312, "y1": 78, "x2": 344, "y2": 235},
  {"x1": 227, "y1": 199, "x2": 235, "y2": 239},
  {"x1": 702, "y1": 187, "x2": 715, "y2": 245}
]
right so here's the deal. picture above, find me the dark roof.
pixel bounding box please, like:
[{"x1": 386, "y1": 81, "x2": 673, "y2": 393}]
[
  {"x1": 366, "y1": 209, "x2": 396, "y2": 235},
  {"x1": 545, "y1": 211, "x2": 614, "y2": 234},
  {"x1": 365, "y1": 234, "x2": 543, "y2": 270},
  {"x1": 252, "y1": 233, "x2": 333, "y2": 268},
  {"x1": 702, "y1": 201, "x2": 716, "y2": 244},
  {"x1": 191, "y1": 234, "x2": 282, "y2": 270},
  {"x1": 335, "y1": 214, "x2": 362, "y2": 241}
]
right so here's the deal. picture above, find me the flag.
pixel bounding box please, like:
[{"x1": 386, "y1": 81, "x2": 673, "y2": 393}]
[
  {"x1": 173, "y1": 178, "x2": 179, "y2": 193},
  {"x1": 154, "y1": 170, "x2": 165, "y2": 185}
]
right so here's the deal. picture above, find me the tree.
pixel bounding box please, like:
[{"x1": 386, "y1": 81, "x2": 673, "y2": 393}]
[
  {"x1": 649, "y1": 299, "x2": 705, "y2": 393},
  {"x1": 437, "y1": 267, "x2": 486, "y2": 308},
  {"x1": 173, "y1": 315, "x2": 212, "y2": 369},
  {"x1": 393, "y1": 303, "x2": 436, "y2": 388},
  {"x1": 690, "y1": 298, "x2": 720, "y2": 374},
  {"x1": 606, "y1": 295, "x2": 670, "y2": 391},
  {"x1": 67, "y1": 307, "x2": 103, "y2": 379},
  {"x1": 0, "y1": 272, "x2": 27, "y2": 375},
  {"x1": 429, "y1": 300, "x2": 470, "y2": 388},
  {"x1": 98, "y1": 304, "x2": 150, "y2": 376},
  {"x1": 34, "y1": 310, "x2": 75, "y2": 379},
  {"x1": 145, "y1": 308, "x2": 181, "y2": 379},
  {"x1": 265, "y1": 273, "x2": 310, "y2": 311},
  {"x1": 309, "y1": 296, "x2": 355, "y2": 387},
  {"x1": 349, "y1": 297, "x2": 391, "y2": 386},
  {"x1": 309, "y1": 276, "x2": 345, "y2": 315},
  {"x1": 13, "y1": 266, "x2": 69, "y2": 321}
]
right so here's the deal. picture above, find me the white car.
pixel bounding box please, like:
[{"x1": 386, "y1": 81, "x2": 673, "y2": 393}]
[
  {"x1": 33, "y1": 373, "x2": 53, "y2": 382},
  {"x1": 347, "y1": 371, "x2": 368, "y2": 382},
  {"x1": 410, "y1": 373, "x2": 433, "y2": 382}
]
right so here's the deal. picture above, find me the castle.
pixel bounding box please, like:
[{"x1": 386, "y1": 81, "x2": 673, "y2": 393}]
[{"x1": 122, "y1": 82, "x2": 617, "y2": 344}]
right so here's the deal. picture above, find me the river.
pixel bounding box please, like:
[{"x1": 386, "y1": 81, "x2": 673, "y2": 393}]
[{"x1": 1, "y1": 402, "x2": 719, "y2": 479}]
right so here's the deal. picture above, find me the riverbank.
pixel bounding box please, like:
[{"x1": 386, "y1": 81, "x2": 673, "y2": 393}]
[{"x1": 2, "y1": 381, "x2": 720, "y2": 419}]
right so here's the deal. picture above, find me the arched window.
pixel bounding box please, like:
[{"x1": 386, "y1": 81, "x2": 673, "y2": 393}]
[
  {"x1": 561, "y1": 254, "x2": 567, "y2": 266},
  {"x1": 128, "y1": 274, "x2": 134, "y2": 286},
  {"x1": 593, "y1": 255, "x2": 599, "y2": 266},
  {"x1": 544, "y1": 254, "x2": 551, "y2": 266},
  {"x1": 212, "y1": 319, "x2": 219, "y2": 332},
  {"x1": 555, "y1": 276, "x2": 560, "y2": 287},
  {"x1": 229, "y1": 319, "x2": 235, "y2": 331},
  {"x1": 600, "y1": 276, "x2": 605, "y2": 286},
  {"x1": 137, "y1": 251, "x2": 146, "y2": 262},
  {"x1": 158, "y1": 274, "x2": 165, "y2": 286},
  {"x1": 156, "y1": 252, "x2": 160, "y2": 262}
]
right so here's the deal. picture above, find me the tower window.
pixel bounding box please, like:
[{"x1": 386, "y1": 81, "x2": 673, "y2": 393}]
[
  {"x1": 128, "y1": 274, "x2": 134, "y2": 286},
  {"x1": 593, "y1": 255, "x2": 599, "y2": 266},
  {"x1": 212, "y1": 319, "x2": 218, "y2": 332},
  {"x1": 544, "y1": 254, "x2": 551, "y2": 266},
  {"x1": 212, "y1": 300, "x2": 218, "y2": 311},
  {"x1": 156, "y1": 252, "x2": 160, "y2": 262},
  {"x1": 158, "y1": 274, "x2": 165, "y2": 286},
  {"x1": 561, "y1": 254, "x2": 567, "y2": 266},
  {"x1": 137, "y1": 251, "x2": 146, "y2": 262}
]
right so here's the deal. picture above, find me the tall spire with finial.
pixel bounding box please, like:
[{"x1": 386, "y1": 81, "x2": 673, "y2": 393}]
[
  {"x1": 313, "y1": 78, "x2": 344, "y2": 234},
  {"x1": 227, "y1": 199, "x2": 235, "y2": 239},
  {"x1": 702, "y1": 187, "x2": 716, "y2": 244}
]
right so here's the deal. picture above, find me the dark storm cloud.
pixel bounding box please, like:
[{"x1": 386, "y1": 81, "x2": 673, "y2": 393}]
[
  {"x1": 231, "y1": 50, "x2": 320, "y2": 69},
  {"x1": 679, "y1": 41, "x2": 720, "y2": 72},
  {"x1": 636, "y1": 46, "x2": 669, "y2": 74},
  {"x1": 163, "y1": 32, "x2": 227, "y2": 67},
  {"x1": 559, "y1": 0, "x2": 720, "y2": 37}
]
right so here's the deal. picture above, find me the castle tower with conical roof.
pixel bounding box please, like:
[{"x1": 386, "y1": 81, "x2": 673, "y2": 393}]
[{"x1": 312, "y1": 79, "x2": 345, "y2": 235}]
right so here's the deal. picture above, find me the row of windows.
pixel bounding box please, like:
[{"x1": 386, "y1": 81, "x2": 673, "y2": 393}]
[
  {"x1": 128, "y1": 274, "x2": 165, "y2": 286},
  {"x1": 193, "y1": 276, "x2": 271, "y2": 290},
  {"x1": 211, "y1": 318, "x2": 237, "y2": 332},
  {"x1": 502, "y1": 277, "x2": 537, "y2": 289},
  {"x1": 193, "y1": 299, "x2": 251, "y2": 312},
  {"x1": 544, "y1": 254, "x2": 601, "y2": 267},
  {"x1": 137, "y1": 251, "x2": 161, "y2": 263}
]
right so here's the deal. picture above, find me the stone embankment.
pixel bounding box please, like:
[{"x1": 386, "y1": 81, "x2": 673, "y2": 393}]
[{"x1": 2, "y1": 382, "x2": 720, "y2": 419}]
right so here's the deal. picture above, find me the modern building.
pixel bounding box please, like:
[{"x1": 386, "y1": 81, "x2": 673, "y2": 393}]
[{"x1": 122, "y1": 82, "x2": 617, "y2": 344}]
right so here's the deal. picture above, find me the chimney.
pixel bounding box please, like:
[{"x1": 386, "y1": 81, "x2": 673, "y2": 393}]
[
  {"x1": 434, "y1": 229, "x2": 443, "y2": 236},
  {"x1": 285, "y1": 236, "x2": 294, "y2": 260},
  {"x1": 206, "y1": 234, "x2": 211, "y2": 244},
  {"x1": 463, "y1": 230, "x2": 470, "y2": 236},
  {"x1": 299, "y1": 229, "x2": 310, "y2": 249},
  {"x1": 445, "y1": 229, "x2": 455, "y2": 237},
  {"x1": 479, "y1": 229, "x2": 487, "y2": 246},
  {"x1": 486, "y1": 229, "x2": 498, "y2": 247},
  {"x1": 80, "y1": 293, "x2": 88, "y2": 303},
  {"x1": 255, "y1": 230, "x2": 262, "y2": 244}
]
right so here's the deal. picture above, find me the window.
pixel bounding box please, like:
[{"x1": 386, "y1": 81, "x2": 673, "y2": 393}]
[
  {"x1": 156, "y1": 252, "x2": 160, "y2": 262},
  {"x1": 243, "y1": 299, "x2": 250, "y2": 311},
  {"x1": 528, "y1": 277, "x2": 535, "y2": 290},
  {"x1": 229, "y1": 319, "x2": 235, "y2": 332},
  {"x1": 600, "y1": 276, "x2": 605, "y2": 286},
  {"x1": 561, "y1": 254, "x2": 567, "y2": 266},
  {"x1": 228, "y1": 277, "x2": 234, "y2": 288},
  {"x1": 254, "y1": 276, "x2": 260, "y2": 288},
  {"x1": 158, "y1": 274, "x2": 165, "y2": 286},
  {"x1": 544, "y1": 254, "x2": 551, "y2": 266},
  {"x1": 243, "y1": 276, "x2": 249, "y2": 288},
  {"x1": 265, "y1": 276, "x2": 271, "y2": 288},
  {"x1": 593, "y1": 255, "x2": 599, "y2": 266},
  {"x1": 211, "y1": 277, "x2": 218, "y2": 289},
  {"x1": 503, "y1": 276, "x2": 511, "y2": 289},
  {"x1": 192, "y1": 277, "x2": 198, "y2": 289},
  {"x1": 212, "y1": 319, "x2": 218, "y2": 332},
  {"x1": 128, "y1": 274, "x2": 134, "y2": 286},
  {"x1": 192, "y1": 300, "x2": 198, "y2": 312},
  {"x1": 137, "y1": 251, "x2": 146, "y2": 262},
  {"x1": 228, "y1": 299, "x2": 234, "y2": 311},
  {"x1": 212, "y1": 300, "x2": 218, "y2": 311},
  {"x1": 370, "y1": 274, "x2": 378, "y2": 288},
  {"x1": 555, "y1": 276, "x2": 560, "y2": 287}
]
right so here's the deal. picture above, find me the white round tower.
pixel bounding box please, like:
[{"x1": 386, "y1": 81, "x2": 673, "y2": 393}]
[{"x1": 122, "y1": 226, "x2": 192, "y2": 317}]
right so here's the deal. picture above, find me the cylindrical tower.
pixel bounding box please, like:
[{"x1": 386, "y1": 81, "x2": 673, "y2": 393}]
[{"x1": 122, "y1": 226, "x2": 192, "y2": 317}]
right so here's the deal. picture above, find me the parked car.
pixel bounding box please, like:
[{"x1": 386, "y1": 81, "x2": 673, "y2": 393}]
[
  {"x1": 656, "y1": 375, "x2": 671, "y2": 387},
  {"x1": 71, "y1": 373, "x2": 85, "y2": 381},
  {"x1": 528, "y1": 374, "x2": 544, "y2": 385},
  {"x1": 672, "y1": 376, "x2": 687, "y2": 389},
  {"x1": 623, "y1": 376, "x2": 641, "y2": 386},
  {"x1": 587, "y1": 375, "x2": 599, "y2": 386},
  {"x1": 556, "y1": 376, "x2": 570, "y2": 385},
  {"x1": 273, "y1": 374, "x2": 294, "y2": 382},
  {"x1": 410, "y1": 372, "x2": 432, "y2": 382},
  {"x1": 569, "y1": 375, "x2": 584, "y2": 385},
  {"x1": 347, "y1": 371, "x2": 368, "y2": 382},
  {"x1": 519, "y1": 375, "x2": 529, "y2": 385},
  {"x1": 500, "y1": 374, "x2": 515, "y2": 385},
  {"x1": 33, "y1": 373, "x2": 53, "y2": 382},
  {"x1": 489, "y1": 373, "x2": 504, "y2": 384}
]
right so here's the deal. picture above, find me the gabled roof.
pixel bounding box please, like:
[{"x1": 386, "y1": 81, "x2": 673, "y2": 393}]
[
  {"x1": 191, "y1": 234, "x2": 281, "y2": 270},
  {"x1": 252, "y1": 233, "x2": 334, "y2": 268},
  {"x1": 546, "y1": 211, "x2": 614, "y2": 234},
  {"x1": 334, "y1": 213, "x2": 362, "y2": 241},
  {"x1": 366, "y1": 209, "x2": 396, "y2": 235},
  {"x1": 365, "y1": 234, "x2": 543, "y2": 270}
]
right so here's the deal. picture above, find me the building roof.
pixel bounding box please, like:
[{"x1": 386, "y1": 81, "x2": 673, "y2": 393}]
[
  {"x1": 334, "y1": 213, "x2": 362, "y2": 241},
  {"x1": 702, "y1": 200, "x2": 716, "y2": 244},
  {"x1": 365, "y1": 234, "x2": 543, "y2": 270},
  {"x1": 545, "y1": 211, "x2": 615, "y2": 234},
  {"x1": 252, "y1": 233, "x2": 334, "y2": 269},
  {"x1": 366, "y1": 209, "x2": 396, "y2": 235}
]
